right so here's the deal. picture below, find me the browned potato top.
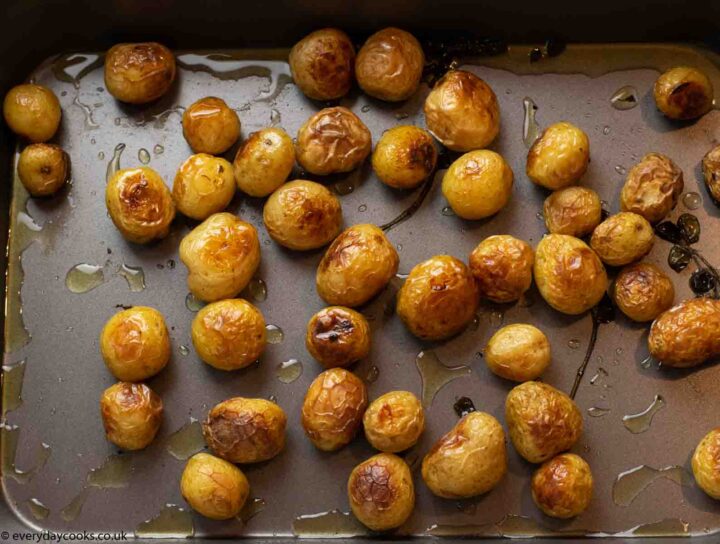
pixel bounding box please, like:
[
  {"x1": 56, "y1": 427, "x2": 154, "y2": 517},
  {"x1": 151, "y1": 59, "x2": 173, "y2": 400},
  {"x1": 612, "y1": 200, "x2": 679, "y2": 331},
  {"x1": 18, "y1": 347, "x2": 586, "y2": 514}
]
[
  {"x1": 526, "y1": 122, "x2": 589, "y2": 190},
  {"x1": 100, "y1": 382, "x2": 163, "y2": 451},
  {"x1": 363, "y1": 391, "x2": 424, "y2": 453},
  {"x1": 620, "y1": 153, "x2": 683, "y2": 224},
  {"x1": 305, "y1": 306, "x2": 370, "y2": 368},
  {"x1": 702, "y1": 145, "x2": 720, "y2": 204},
  {"x1": 181, "y1": 452, "x2": 250, "y2": 520},
  {"x1": 589, "y1": 212, "x2": 654, "y2": 267},
  {"x1": 654, "y1": 66, "x2": 714, "y2": 120},
  {"x1": 692, "y1": 428, "x2": 720, "y2": 499},
  {"x1": 469, "y1": 235, "x2": 534, "y2": 303},
  {"x1": 613, "y1": 262, "x2": 674, "y2": 323},
  {"x1": 182, "y1": 96, "x2": 241, "y2": 155},
  {"x1": 17, "y1": 143, "x2": 69, "y2": 197},
  {"x1": 531, "y1": 453, "x2": 593, "y2": 519},
  {"x1": 372, "y1": 125, "x2": 437, "y2": 190},
  {"x1": 543, "y1": 186, "x2": 602, "y2": 237},
  {"x1": 104, "y1": 42, "x2": 176, "y2": 104},
  {"x1": 3, "y1": 84, "x2": 61, "y2": 142}
]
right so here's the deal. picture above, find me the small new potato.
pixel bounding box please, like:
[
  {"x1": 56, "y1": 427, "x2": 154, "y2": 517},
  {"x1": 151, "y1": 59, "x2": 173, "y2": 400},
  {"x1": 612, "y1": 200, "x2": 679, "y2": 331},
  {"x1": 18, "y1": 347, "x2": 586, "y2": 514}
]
[
  {"x1": 484, "y1": 324, "x2": 551, "y2": 382},
  {"x1": 181, "y1": 452, "x2": 250, "y2": 520},
  {"x1": 654, "y1": 66, "x2": 714, "y2": 120},
  {"x1": 702, "y1": 145, "x2": 720, "y2": 204},
  {"x1": 104, "y1": 42, "x2": 175, "y2": 104},
  {"x1": 469, "y1": 235, "x2": 533, "y2": 303},
  {"x1": 17, "y1": 143, "x2": 69, "y2": 196},
  {"x1": 590, "y1": 212, "x2": 654, "y2": 267},
  {"x1": 613, "y1": 263, "x2": 674, "y2": 322},
  {"x1": 363, "y1": 391, "x2": 424, "y2": 453},
  {"x1": 531, "y1": 453, "x2": 593, "y2": 519},
  {"x1": 182, "y1": 97, "x2": 240, "y2": 155},
  {"x1": 100, "y1": 382, "x2": 163, "y2": 450},
  {"x1": 306, "y1": 306, "x2": 370, "y2": 368},
  {"x1": 3, "y1": 84, "x2": 61, "y2": 142},
  {"x1": 172, "y1": 153, "x2": 235, "y2": 220},
  {"x1": 620, "y1": 153, "x2": 683, "y2": 224},
  {"x1": 234, "y1": 128, "x2": 295, "y2": 197},
  {"x1": 421, "y1": 411, "x2": 507, "y2": 499},
  {"x1": 372, "y1": 126, "x2": 437, "y2": 189},
  {"x1": 527, "y1": 122, "x2": 589, "y2": 190},
  {"x1": 692, "y1": 428, "x2": 720, "y2": 499},
  {"x1": 543, "y1": 186, "x2": 602, "y2": 237}
]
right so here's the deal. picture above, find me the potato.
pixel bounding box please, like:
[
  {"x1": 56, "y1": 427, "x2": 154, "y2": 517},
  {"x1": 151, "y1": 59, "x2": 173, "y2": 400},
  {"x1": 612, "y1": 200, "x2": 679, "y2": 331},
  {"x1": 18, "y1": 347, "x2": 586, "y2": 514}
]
[
  {"x1": 348, "y1": 453, "x2": 415, "y2": 531},
  {"x1": 355, "y1": 27, "x2": 424, "y2": 102},
  {"x1": 104, "y1": 42, "x2": 175, "y2": 104},
  {"x1": 531, "y1": 453, "x2": 593, "y2": 518},
  {"x1": 301, "y1": 368, "x2": 368, "y2": 451},
  {"x1": 203, "y1": 397, "x2": 287, "y2": 463},
  {"x1": 654, "y1": 66, "x2": 714, "y2": 120},
  {"x1": 306, "y1": 306, "x2": 370, "y2": 368},
  {"x1": 191, "y1": 299, "x2": 266, "y2": 371},
  {"x1": 263, "y1": 180, "x2": 342, "y2": 250},
  {"x1": 702, "y1": 144, "x2": 720, "y2": 203},
  {"x1": 505, "y1": 381, "x2": 582, "y2": 464},
  {"x1": 3, "y1": 84, "x2": 61, "y2": 142},
  {"x1": 182, "y1": 97, "x2": 240, "y2": 155},
  {"x1": 289, "y1": 28, "x2": 355, "y2": 101},
  {"x1": 234, "y1": 127, "x2": 295, "y2": 197},
  {"x1": 17, "y1": 143, "x2": 69, "y2": 197},
  {"x1": 441, "y1": 150, "x2": 513, "y2": 219},
  {"x1": 620, "y1": 153, "x2": 683, "y2": 223},
  {"x1": 372, "y1": 126, "x2": 437, "y2": 189},
  {"x1": 424, "y1": 70, "x2": 500, "y2": 152},
  {"x1": 469, "y1": 235, "x2": 533, "y2": 303},
  {"x1": 692, "y1": 428, "x2": 720, "y2": 499},
  {"x1": 100, "y1": 382, "x2": 163, "y2": 450},
  {"x1": 179, "y1": 212, "x2": 261, "y2": 302},
  {"x1": 172, "y1": 153, "x2": 235, "y2": 220},
  {"x1": 421, "y1": 411, "x2": 507, "y2": 498},
  {"x1": 648, "y1": 298, "x2": 720, "y2": 368},
  {"x1": 316, "y1": 224, "x2": 399, "y2": 307},
  {"x1": 613, "y1": 263, "x2": 674, "y2": 322},
  {"x1": 100, "y1": 306, "x2": 170, "y2": 382},
  {"x1": 527, "y1": 122, "x2": 589, "y2": 190},
  {"x1": 363, "y1": 391, "x2": 424, "y2": 453},
  {"x1": 106, "y1": 167, "x2": 175, "y2": 244},
  {"x1": 590, "y1": 212, "x2": 654, "y2": 267},
  {"x1": 181, "y1": 452, "x2": 250, "y2": 520},
  {"x1": 543, "y1": 186, "x2": 602, "y2": 237},
  {"x1": 296, "y1": 107, "x2": 372, "y2": 175},
  {"x1": 534, "y1": 234, "x2": 607, "y2": 315},
  {"x1": 484, "y1": 324, "x2": 551, "y2": 382}
]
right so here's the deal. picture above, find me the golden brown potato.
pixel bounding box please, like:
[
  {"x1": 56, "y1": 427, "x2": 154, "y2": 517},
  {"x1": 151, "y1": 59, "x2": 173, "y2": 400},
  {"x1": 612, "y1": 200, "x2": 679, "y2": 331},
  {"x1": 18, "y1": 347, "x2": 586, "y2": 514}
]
[
  {"x1": 17, "y1": 143, "x2": 69, "y2": 196},
  {"x1": 534, "y1": 234, "x2": 608, "y2": 315},
  {"x1": 531, "y1": 453, "x2": 593, "y2": 519},
  {"x1": 424, "y1": 70, "x2": 500, "y2": 152},
  {"x1": 306, "y1": 306, "x2": 370, "y2": 368},
  {"x1": 191, "y1": 299, "x2": 266, "y2": 371},
  {"x1": 613, "y1": 263, "x2": 674, "y2": 322},
  {"x1": 372, "y1": 126, "x2": 437, "y2": 189},
  {"x1": 289, "y1": 28, "x2": 355, "y2": 101},
  {"x1": 316, "y1": 224, "x2": 399, "y2": 307},
  {"x1": 421, "y1": 411, "x2": 507, "y2": 498},
  {"x1": 527, "y1": 122, "x2": 589, "y2": 190},
  {"x1": 3, "y1": 84, "x2": 61, "y2": 142},
  {"x1": 263, "y1": 180, "x2": 342, "y2": 250},
  {"x1": 692, "y1": 428, "x2": 720, "y2": 499},
  {"x1": 301, "y1": 368, "x2": 368, "y2": 451},
  {"x1": 348, "y1": 453, "x2": 415, "y2": 531},
  {"x1": 469, "y1": 235, "x2": 533, "y2": 303},
  {"x1": 106, "y1": 167, "x2": 175, "y2": 244},
  {"x1": 100, "y1": 382, "x2": 163, "y2": 450},
  {"x1": 172, "y1": 153, "x2": 235, "y2": 220},
  {"x1": 620, "y1": 153, "x2": 683, "y2": 223},
  {"x1": 702, "y1": 145, "x2": 720, "y2": 203},
  {"x1": 505, "y1": 381, "x2": 582, "y2": 464},
  {"x1": 234, "y1": 128, "x2": 295, "y2": 197},
  {"x1": 654, "y1": 66, "x2": 714, "y2": 120},
  {"x1": 543, "y1": 186, "x2": 602, "y2": 237},
  {"x1": 590, "y1": 212, "x2": 654, "y2": 267},
  {"x1": 484, "y1": 324, "x2": 551, "y2": 382},
  {"x1": 363, "y1": 391, "x2": 424, "y2": 453},
  {"x1": 181, "y1": 452, "x2": 250, "y2": 520},
  {"x1": 104, "y1": 42, "x2": 175, "y2": 104},
  {"x1": 355, "y1": 27, "x2": 424, "y2": 102},
  {"x1": 203, "y1": 397, "x2": 287, "y2": 463},
  {"x1": 648, "y1": 298, "x2": 720, "y2": 368},
  {"x1": 179, "y1": 212, "x2": 261, "y2": 302},
  {"x1": 182, "y1": 97, "x2": 240, "y2": 155}
]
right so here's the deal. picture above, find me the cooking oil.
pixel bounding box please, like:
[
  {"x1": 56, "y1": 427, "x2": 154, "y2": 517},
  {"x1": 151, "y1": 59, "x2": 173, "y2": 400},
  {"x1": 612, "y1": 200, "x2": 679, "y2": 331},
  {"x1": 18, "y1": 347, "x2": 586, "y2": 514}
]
[
  {"x1": 26, "y1": 498, "x2": 50, "y2": 520},
  {"x1": 441, "y1": 206, "x2": 455, "y2": 216},
  {"x1": 51, "y1": 53, "x2": 103, "y2": 88},
  {"x1": 632, "y1": 518, "x2": 689, "y2": 537},
  {"x1": 276, "y1": 359, "x2": 302, "y2": 384},
  {"x1": 292, "y1": 510, "x2": 369, "y2": 537},
  {"x1": 247, "y1": 278, "x2": 267, "y2": 302},
  {"x1": 612, "y1": 464, "x2": 690, "y2": 506},
  {"x1": 2, "y1": 359, "x2": 26, "y2": 414},
  {"x1": 622, "y1": 394, "x2": 665, "y2": 433},
  {"x1": 415, "y1": 350, "x2": 471, "y2": 407},
  {"x1": 239, "y1": 497, "x2": 267, "y2": 524},
  {"x1": 1, "y1": 425, "x2": 51, "y2": 484},
  {"x1": 587, "y1": 406, "x2": 610, "y2": 417},
  {"x1": 522, "y1": 97, "x2": 540, "y2": 146},
  {"x1": 682, "y1": 191, "x2": 702, "y2": 210},
  {"x1": 106, "y1": 143, "x2": 126, "y2": 182},
  {"x1": 610, "y1": 85, "x2": 639, "y2": 110},
  {"x1": 153, "y1": 144, "x2": 164, "y2": 155},
  {"x1": 72, "y1": 96, "x2": 99, "y2": 129},
  {"x1": 265, "y1": 324, "x2": 284, "y2": 344},
  {"x1": 135, "y1": 504, "x2": 194, "y2": 538},
  {"x1": 118, "y1": 264, "x2": 145, "y2": 292},
  {"x1": 138, "y1": 148, "x2": 151, "y2": 164},
  {"x1": 179, "y1": 345, "x2": 190, "y2": 356},
  {"x1": 365, "y1": 365, "x2": 380, "y2": 384},
  {"x1": 185, "y1": 293, "x2": 205, "y2": 312},
  {"x1": 65, "y1": 263, "x2": 105, "y2": 293},
  {"x1": 166, "y1": 419, "x2": 205, "y2": 460}
]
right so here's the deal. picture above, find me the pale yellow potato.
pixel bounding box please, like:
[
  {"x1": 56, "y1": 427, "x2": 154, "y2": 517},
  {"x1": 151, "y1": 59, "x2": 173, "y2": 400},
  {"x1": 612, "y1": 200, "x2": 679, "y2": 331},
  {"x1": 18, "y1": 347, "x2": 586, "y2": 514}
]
[
  {"x1": 527, "y1": 122, "x2": 589, "y2": 190},
  {"x1": 181, "y1": 452, "x2": 250, "y2": 520},
  {"x1": 100, "y1": 382, "x2": 163, "y2": 450},
  {"x1": 543, "y1": 186, "x2": 602, "y2": 237},
  {"x1": 469, "y1": 235, "x2": 533, "y2": 303},
  {"x1": 620, "y1": 153, "x2": 683, "y2": 223},
  {"x1": 363, "y1": 391, "x2": 424, "y2": 453},
  {"x1": 692, "y1": 428, "x2": 720, "y2": 499},
  {"x1": 306, "y1": 306, "x2": 370, "y2": 368},
  {"x1": 17, "y1": 143, "x2": 69, "y2": 196},
  {"x1": 234, "y1": 127, "x2": 295, "y2": 197},
  {"x1": 654, "y1": 66, "x2": 714, "y2": 120},
  {"x1": 613, "y1": 263, "x2": 674, "y2": 323},
  {"x1": 703, "y1": 145, "x2": 720, "y2": 203},
  {"x1": 172, "y1": 153, "x2": 235, "y2": 220},
  {"x1": 485, "y1": 324, "x2": 550, "y2": 382},
  {"x1": 104, "y1": 42, "x2": 175, "y2": 104},
  {"x1": 532, "y1": 453, "x2": 593, "y2": 518},
  {"x1": 3, "y1": 84, "x2": 61, "y2": 142},
  {"x1": 182, "y1": 97, "x2": 240, "y2": 155},
  {"x1": 590, "y1": 212, "x2": 653, "y2": 267},
  {"x1": 372, "y1": 126, "x2": 437, "y2": 189}
]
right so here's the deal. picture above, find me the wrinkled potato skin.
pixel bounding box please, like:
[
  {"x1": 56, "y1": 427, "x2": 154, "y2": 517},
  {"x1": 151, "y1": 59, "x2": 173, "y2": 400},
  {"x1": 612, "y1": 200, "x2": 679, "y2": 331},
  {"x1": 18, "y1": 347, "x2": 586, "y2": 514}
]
[
  {"x1": 100, "y1": 382, "x2": 163, "y2": 450},
  {"x1": 543, "y1": 186, "x2": 602, "y2": 237},
  {"x1": 590, "y1": 212, "x2": 654, "y2": 267},
  {"x1": 654, "y1": 66, "x2": 714, "y2": 120},
  {"x1": 527, "y1": 122, "x2": 590, "y2": 190},
  {"x1": 692, "y1": 428, "x2": 720, "y2": 499},
  {"x1": 613, "y1": 263, "x2": 674, "y2": 322},
  {"x1": 234, "y1": 128, "x2": 295, "y2": 197},
  {"x1": 172, "y1": 154, "x2": 235, "y2": 220},
  {"x1": 263, "y1": 180, "x2": 342, "y2": 250},
  {"x1": 397, "y1": 255, "x2": 479, "y2": 340},
  {"x1": 620, "y1": 153, "x2": 683, "y2": 223},
  {"x1": 485, "y1": 324, "x2": 551, "y2": 382},
  {"x1": 372, "y1": 126, "x2": 437, "y2": 189},
  {"x1": 306, "y1": 306, "x2": 370, "y2": 368},
  {"x1": 424, "y1": 70, "x2": 500, "y2": 152},
  {"x1": 363, "y1": 391, "x2": 424, "y2": 453},
  {"x1": 316, "y1": 224, "x2": 399, "y2": 307},
  {"x1": 534, "y1": 234, "x2": 608, "y2": 315},
  {"x1": 106, "y1": 167, "x2": 175, "y2": 244},
  {"x1": 17, "y1": 143, "x2": 69, "y2": 196},
  {"x1": 648, "y1": 298, "x2": 720, "y2": 368},
  {"x1": 104, "y1": 42, "x2": 175, "y2": 104},
  {"x1": 469, "y1": 235, "x2": 533, "y2": 303},
  {"x1": 3, "y1": 84, "x2": 61, "y2": 142},
  {"x1": 296, "y1": 107, "x2": 372, "y2": 175},
  {"x1": 179, "y1": 213, "x2": 261, "y2": 302},
  {"x1": 301, "y1": 368, "x2": 368, "y2": 451},
  {"x1": 505, "y1": 381, "x2": 582, "y2": 464},
  {"x1": 182, "y1": 97, "x2": 240, "y2": 155},
  {"x1": 702, "y1": 145, "x2": 720, "y2": 204},
  {"x1": 181, "y1": 453, "x2": 250, "y2": 520},
  {"x1": 531, "y1": 453, "x2": 593, "y2": 519},
  {"x1": 421, "y1": 411, "x2": 507, "y2": 498}
]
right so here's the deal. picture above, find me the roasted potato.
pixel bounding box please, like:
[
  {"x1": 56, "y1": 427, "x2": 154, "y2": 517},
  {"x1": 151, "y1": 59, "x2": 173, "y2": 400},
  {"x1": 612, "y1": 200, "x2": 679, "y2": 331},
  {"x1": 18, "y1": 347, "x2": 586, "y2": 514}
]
[
  {"x1": 620, "y1": 153, "x2": 683, "y2": 223},
  {"x1": 505, "y1": 381, "x2": 582, "y2": 464},
  {"x1": 654, "y1": 66, "x2": 714, "y2": 120},
  {"x1": 181, "y1": 452, "x2": 250, "y2": 520},
  {"x1": 702, "y1": 144, "x2": 720, "y2": 203},
  {"x1": 104, "y1": 42, "x2": 175, "y2": 104},
  {"x1": 3, "y1": 84, "x2": 61, "y2": 142},
  {"x1": 531, "y1": 453, "x2": 593, "y2": 519},
  {"x1": 363, "y1": 391, "x2": 424, "y2": 453},
  {"x1": 372, "y1": 126, "x2": 437, "y2": 189},
  {"x1": 17, "y1": 143, "x2": 69, "y2": 197},
  {"x1": 172, "y1": 153, "x2": 235, "y2": 220},
  {"x1": 469, "y1": 235, "x2": 533, "y2": 303},
  {"x1": 692, "y1": 428, "x2": 720, "y2": 499},
  {"x1": 234, "y1": 127, "x2": 295, "y2": 197},
  {"x1": 301, "y1": 368, "x2": 368, "y2": 451},
  {"x1": 534, "y1": 234, "x2": 607, "y2": 315},
  {"x1": 100, "y1": 382, "x2": 163, "y2": 450},
  {"x1": 179, "y1": 212, "x2": 261, "y2": 302},
  {"x1": 613, "y1": 263, "x2": 674, "y2": 322},
  {"x1": 421, "y1": 411, "x2": 507, "y2": 498},
  {"x1": 316, "y1": 224, "x2": 399, "y2": 307},
  {"x1": 527, "y1": 122, "x2": 589, "y2": 190},
  {"x1": 543, "y1": 186, "x2": 602, "y2": 237},
  {"x1": 306, "y1": 306, "x2": 370, "y2": 368},
  {"x1": 590, "y1": 212, "x2": 654, "y2": 267},
  {"x1": 182, "y1": 97, "x2": 240, "y2": 155},
  {"x1": 484, "y1": 324, "x2": 551, "y2": 382}
]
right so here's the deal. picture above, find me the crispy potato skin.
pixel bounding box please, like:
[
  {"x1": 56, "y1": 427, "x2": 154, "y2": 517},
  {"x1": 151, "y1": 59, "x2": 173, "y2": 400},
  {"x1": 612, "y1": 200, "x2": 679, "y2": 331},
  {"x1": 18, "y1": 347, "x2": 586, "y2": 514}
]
[
  {"x1": 179, "y1": 212, "x2": 261, "y2": 302},
  {"x1": 531, "y1": 453, "x2": 593, "y2": 518},
  {"x1": 106, "y1": 167, "x2": 175, "y2": 244},
  {"x1": 421, "y1": 411, "x2": 507, "y2": 498},
  {"x1": 172, "y1": 153, "x2": 235, "y2": 220},
  {"x1": 613, "y1": 263, "x2": 674, "y2": 322},
  {"x1": 620, "y1": 153, "x2": 683, "y2": 223},
  {"x1": 590, "y1": 212, "x2": 654, "y2": 267},
  {"x1": 182, "y1": 97, "x2": 240, "y2": 155},
  {"x1": 203, "y1": 397, "x2": 287, "y2": 463},
  {"x1": 104, "y1": 42, "x2": 175, "y2": 104},
  {"x1": 306, "y1": 306, "x2": 370, "y2": 368},
  {"x1": 692, "y1": 428, "x2": 720, "y2": 499},
  {"x1": 505, "y1": 381, "x2": 582, "y2": 464},
  {"x1": 485, "y1": 324, "x2": 551, "y2": 382},
  {"x1": 648, "y1": 298, "x2": 720, "y2": 368},
  {"x1": 316, "y1": 224, "x2": 399, "y2": 307},
  {"x1": 527, "y1": 122, "x2": 589, "y2": 190},
  {"x1": 234, "y1": 128, "x2": 295, "y2": 197},
  {"x1": 100, "y1": 382, "x2": 163, "y2": 450},
  {"x1": 702, "y1": 145, "x2": 720, "y2": 204},
  {"x1": 469, "y1": 235, "x2": 533, "y2": 303},
  {"x1": 534, "y1": 234, "x2": 607, "y2": 315},
  {"x1": 3, "y1": 84, "x2": 61, "y2": 142},
  {"x1": 654, "y1": 66, "x2": 714, "y2": 120},
  {"x1": 17, "y1": 143, "x2": 69, "y2": 196},
  {"x1": 543, "y1": 186, "x2": 602, "y2": 237},
  {"x1": 363, "y1": 391, "x2": 424, "y2": 453},
  {"x1": 348, "y1": 453, "x2": 415, "y2": 531},
  {"x1": 424, "y1": 70, "x2": 500, "y2": 152},
  {"x1": 181, "y1": 452, "x2": 250, "y2": 520},
  {"x1": 372, "y1": 126, "x2": 437, "y2": 189},
  {"x1": 301, "y1": 368, "x2": 368, "y2": 451},
  {"x1": 263, "y1": 180, "x2": 342, "y2": 250}
]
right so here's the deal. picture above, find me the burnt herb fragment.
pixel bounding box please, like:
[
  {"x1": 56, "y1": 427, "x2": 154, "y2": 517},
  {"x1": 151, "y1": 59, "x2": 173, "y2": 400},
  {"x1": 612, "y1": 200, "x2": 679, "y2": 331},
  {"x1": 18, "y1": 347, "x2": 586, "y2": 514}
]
[
  {"x1": 544, "y1": 38, "x2": 566, "y2": 57},
  {"x1": 677, "y1": 213, "x2": 701, "y2": 244},
  {"x1": 529, "y1": 47, "x2": 543, "y2": 63},
  {"x1": 654, "y1": 221, "x2": 683, "y2": 244},
  {"x1": 668, "y1": 245, "x2": 693, "y2": 272},
  {"x1": 690, "y1": 269, "x2": 716, "y2": 295},
  {"x1": 453, "y1": 396, "x2": 476, "y2": 418}
]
